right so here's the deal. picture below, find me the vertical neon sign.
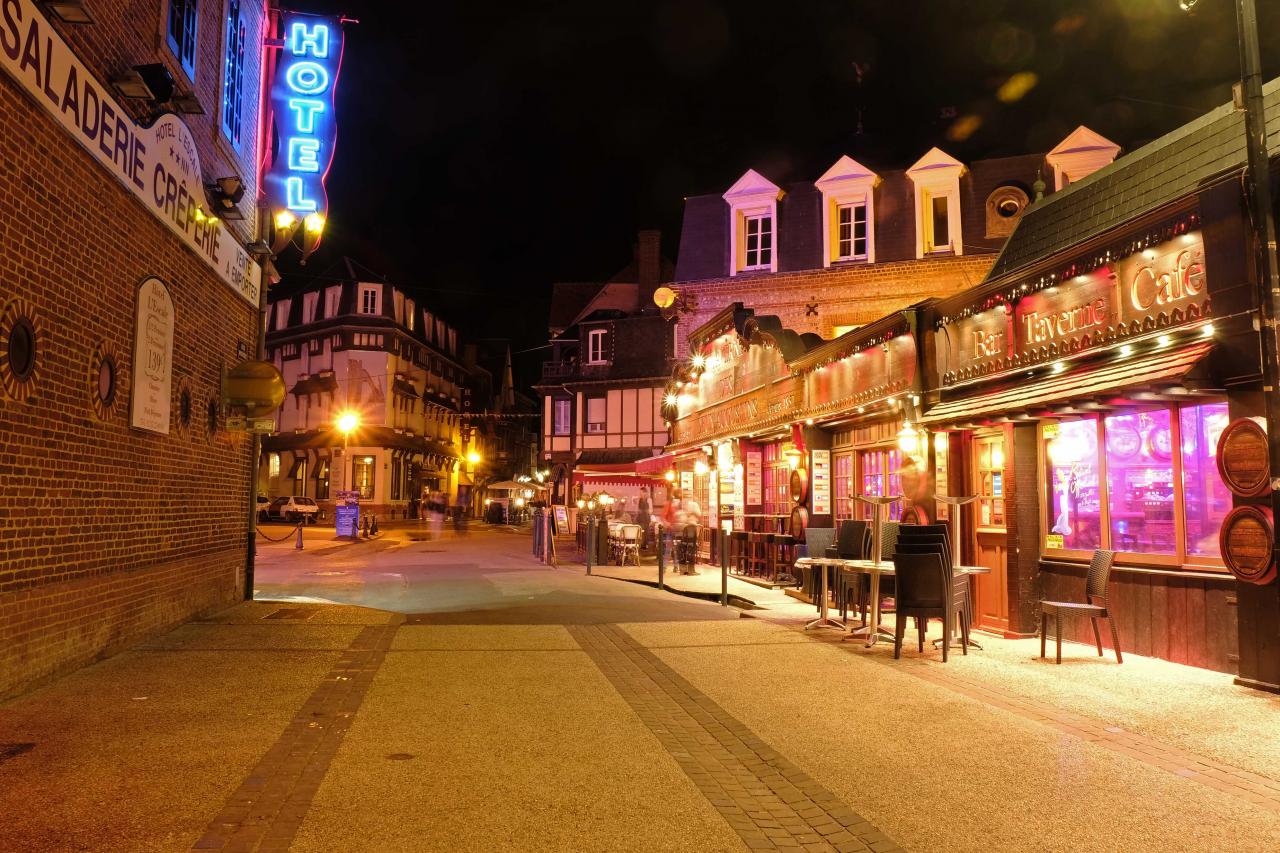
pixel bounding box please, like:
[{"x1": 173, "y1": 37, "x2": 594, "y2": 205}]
[{"x1": 266, "y1": 12, "x2": 343, "y2": 258}]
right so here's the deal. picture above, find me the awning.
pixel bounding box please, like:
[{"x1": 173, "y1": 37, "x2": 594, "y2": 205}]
[
  {"x1": 635, "y1": 452, "x2": 675, "y2": 475},
  {"x1": 289, "y1": 373, "x2": 338, "y2": 396},
  {"x1": 923, "y1": 341, "x2": 1213, "y2": 425},
  {"x1": 574, "y1": 471, "x2": 666, "y2": 489}
]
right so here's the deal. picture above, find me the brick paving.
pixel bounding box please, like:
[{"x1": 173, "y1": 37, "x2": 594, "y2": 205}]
[
  {"x1": 191, "y1": 622, "x2": 401, "y2": 852},
  {"x1": 788, "y1": 623, "x2": 1280, "y2": 816},
  {"x1": 570, "y1": 623, "x2": 901, "y2": 853}
]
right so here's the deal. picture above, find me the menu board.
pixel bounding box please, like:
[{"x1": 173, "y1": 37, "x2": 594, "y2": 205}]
[
  {"x1": 812, "y1": 449, "x2": 831, "y2": 515},
  {"x1": 746, "y1": 451, "x2": 763, "y2": 506},
  {"x1": 552, "y1": 505, "x2": 569, "y2": 533}
]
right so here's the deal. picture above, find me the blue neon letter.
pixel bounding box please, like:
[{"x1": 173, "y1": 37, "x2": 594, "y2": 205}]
[
  {"x1": 285, "y1": 61, "x2": 329, "y2": 95},
  {"x1": 290, "y1": 22, "x2": 330, "y2": 58},
  {"x1": 287, "y1": 98, "x2": 325, "y2": 133},
  {"x1": 286, "y1": 176, "x2": 318, "y2": 211},
  {"x1": 288, "y1": 138, "x2": 321, "y2": 172}
]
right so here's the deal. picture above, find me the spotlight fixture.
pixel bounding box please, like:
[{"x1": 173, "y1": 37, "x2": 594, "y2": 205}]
[
  {"x1": 39, "y1": 0, "x2": 93, "y2": 23},
  {"x1": 206, "y1": 176, "x2": 247, "y2": 220},
  {"x1": 171, "y1": 93, "x2": 205, "y2": 115},
  {"x1": 111, "y1": 63, "x2": 175, "y2": 103}
]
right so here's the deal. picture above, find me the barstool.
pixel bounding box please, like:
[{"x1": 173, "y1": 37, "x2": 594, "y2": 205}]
[
  {"x1": 746, "y1": 532, "x2": 766, "y2": 576},
  {"x1": 772, "y1": 533, "x2": 796, "y2": 582},
  {"x1": 731, "y1": 531, "x2": 749, "y2": 575},
  {"x1": 761, "y1": 533, "x2": 777, "y2": 579}
]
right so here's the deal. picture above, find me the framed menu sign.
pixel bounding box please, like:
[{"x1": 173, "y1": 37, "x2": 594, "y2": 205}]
[
  {"x1": 746, "y1": 451, "x2": 762, "y2": 506},
  {"x1": 812, "y1": 449, "x2": 831, "y2": 515},
  {"x1": 130, "y1": 277, "x2": 174, "y2": 434}
]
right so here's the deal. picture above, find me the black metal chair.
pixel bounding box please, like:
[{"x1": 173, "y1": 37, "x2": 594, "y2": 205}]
[
  {"x1": 892, "y1": 551, "x2": 967, "y2": 662},
  {"x1": 834, "y1": 520, "x2": 873, "y2": 622},
  {"x1": 675, "y1": 524, "x2": 700, "y2": 573},
  {"x1": 796, "y1": 527, "x2": 835, "y2": 598},
  {"x1": 1040, "y1": 549, "x2": 1122, "y2": 664}
]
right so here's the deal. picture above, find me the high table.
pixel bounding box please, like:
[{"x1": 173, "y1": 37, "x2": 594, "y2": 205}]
[
  {"x1": 793, "y1": 557, "x2": 846, "y2": 632},
  {"x1": 934, "y1": 495, "x2": 983, "y2": 651}
]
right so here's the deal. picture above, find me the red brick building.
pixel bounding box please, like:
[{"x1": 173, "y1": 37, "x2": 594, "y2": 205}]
[{"x1": 0, "y1": 0, "x2": 267, "y2": 698}]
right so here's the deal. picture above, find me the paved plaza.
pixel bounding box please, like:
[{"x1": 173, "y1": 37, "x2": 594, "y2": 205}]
[{"x1": 1, "y1": 527, "x2": 1279, "y2": 852}]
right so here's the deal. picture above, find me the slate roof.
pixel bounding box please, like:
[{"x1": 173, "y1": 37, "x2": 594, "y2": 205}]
[
  {"x1": 548, "y1": 282, "x2": 604, "y2": 334},
  {"x1": 988, "y1": 78, "x2": 1280, "y2": 281}
]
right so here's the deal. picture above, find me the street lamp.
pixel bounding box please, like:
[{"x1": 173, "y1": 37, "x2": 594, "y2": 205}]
[
  {"x1": 466, "y1": 449, "x2": 481, "y2": 466},
  {"x1": 335, "y1": 409, "x2": 360, "y2": 496}
]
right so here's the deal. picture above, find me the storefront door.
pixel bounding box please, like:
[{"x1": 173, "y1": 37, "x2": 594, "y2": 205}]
[{"x1": 970, "y1": 431, "x2": 1009, "y2": 633}]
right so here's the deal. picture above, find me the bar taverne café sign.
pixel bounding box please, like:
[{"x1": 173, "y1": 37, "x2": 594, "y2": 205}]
[
  {"x1": 0, "y1": 0, "x2": 260, "y2": 305},
  {"x1": 937, "y1": 222, "x2": 1209, "y2": 384}
]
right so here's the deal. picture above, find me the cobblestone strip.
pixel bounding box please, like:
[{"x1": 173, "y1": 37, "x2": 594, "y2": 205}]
[
  {"x1": 789, "y1": 624, "x2": 1280, "y2": 815},
  {"x1": 570, "y1": 624, "x2": 901, "y2": 853},
  {"x1": 191, "y1": 622, "x2": 401, "y2": 852}
]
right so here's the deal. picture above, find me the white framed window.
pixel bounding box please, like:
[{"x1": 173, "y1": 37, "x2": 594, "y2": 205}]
[
  {"x1": 423, "y1": 312, "x2": 434, "y2": 342},
  {"x1": 743, "y1": 214, "x2": 772, "y2": 269},
  {"x1": 359, "y1": 285, "x2": 380, "y2": 315},
  {"x1": 907, "y1": 147, "x2": 965, "y2": 259},
  {"x1": 393, "y1": 290, "x2": 405, "y2": 324},
  {"x1": 166, "y1": 0, "x2": 199, "y2": 81},
  {"x1": 325, "y1": 285, "x2": 341, "y2": 317},
  {"x1": 275, "y1": 299, "x2": 291, "y2": 330},
  {"x1": 268, "y1": 452, "x2": 280, "y2": 478},
  {"x1": 405, "y1": 299, "x2": 416, "y2": 331},
  {"x1": 724, "y1": 169, "x2": 782, "y2": 276},
  {"x1": 302, "y1": 292, "x2": 319, "y2": 323},
  {"x1": 553, "y1": 398, "x2": 572, "y2": 435},
  {"x1": 586, "y1": 329, "x2": 608, "y2": 364},
  {"x1": 836, "y1": 203, "x2": 868, "y2": 260},
  {"x1": 586, "y1": 397, "x2": 606, "y2": 433},
  {"x1": 816, "y1": 156, "x2": 878, "y2": 266}
]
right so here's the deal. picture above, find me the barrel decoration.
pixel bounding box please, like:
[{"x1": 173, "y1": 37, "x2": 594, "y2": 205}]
[
  {"x1": 1219, "y1": 505, "x2": 1277, "y2": 585},
  {"x1": 789, "y1": 466, "x2": 809, "y2": 504},
  {"x1": 1216, "y1": 417, "x2": 1270, "y2": 498}
]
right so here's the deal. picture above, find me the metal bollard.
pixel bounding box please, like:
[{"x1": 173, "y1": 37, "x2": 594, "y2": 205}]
[
  {"x1": 532, "y1": 509, "x2": 541, "y2": 556},
  {"x1": 585, "y1": 517, "x2": 595, "y2": 576},
  {"x1": 295, "y1": 522, "x2": 304, "y2": 551},
  {"x1": 719, "y1": 528, "x2": 728, "y2": 607},
  {"x1": 656, "y1": 523, "x2": 665, "y2": 590}
]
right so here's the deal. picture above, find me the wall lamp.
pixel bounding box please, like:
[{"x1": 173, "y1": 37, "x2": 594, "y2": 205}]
[
  {"x1": 653, "y1": 286, "x2": 698, "y2": 320},
  {"x1": 39, "y1": 1, "x2": 93, "y2": 24},
  {"x1": 111, "y1": 64, "x2": 175, "y2": 102},
  {"x1": 206, "y1": 177, "x2": 247, "y2": 221}
]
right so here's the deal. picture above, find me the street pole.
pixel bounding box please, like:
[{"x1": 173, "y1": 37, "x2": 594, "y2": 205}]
[{"x1": 1234, "y1": 0, "x2": 1280, "y2": 556}]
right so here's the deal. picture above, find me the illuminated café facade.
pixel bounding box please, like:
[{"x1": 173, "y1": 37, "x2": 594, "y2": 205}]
[
  {"x1": 661, "y1": 305, "x2": 926, "y2": 543},
  {"x1": 664, "y1": 88, "x2": 1280, "y2": 689}
]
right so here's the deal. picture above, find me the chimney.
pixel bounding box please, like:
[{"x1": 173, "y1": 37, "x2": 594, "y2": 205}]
[{"x1": 636, "y1": 229, "x2": 662, "y2": 309}]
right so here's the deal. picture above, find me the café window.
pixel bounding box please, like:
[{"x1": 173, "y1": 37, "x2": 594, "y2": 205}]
[
  {"x1": 833, "y1": 452, "x2": 854, "y2": 521},
  {"x1": 762, "y1": 443, "x2": 791, "y2": 517},
  {"x1": 1043, "y1": 403, "x2": 1230, "y2": 565},
  {"x1": 352, "y1": 455, "x2": 376, "y2": 500},
  {"x1": 857, "y1": 447, "x2": 903, "y2": 521}
]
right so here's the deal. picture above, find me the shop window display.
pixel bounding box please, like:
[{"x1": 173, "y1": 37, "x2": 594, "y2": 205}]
[
  {"x1": 857, "y1": 447, "x2": 902, "y2": 521},
  {"x1": 1044, "y1": 403, "x2": 1231, "y2": 566},
  {"x1": 1180, "y1": 403, "x2": 1230, "y2": 558}
]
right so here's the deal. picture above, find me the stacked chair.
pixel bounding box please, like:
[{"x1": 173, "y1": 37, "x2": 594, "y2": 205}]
[{"x1": 890, "y1": 522, "x2": 971, "y2": 662}]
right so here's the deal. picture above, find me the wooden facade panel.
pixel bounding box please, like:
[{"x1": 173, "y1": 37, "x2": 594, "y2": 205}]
[
  {"x1": 583, "y1": 435, "x2": 605, "y2": 449},
  {"x1": 607, "y1": 390, "x2": 623, "y2": 430},
  {"x1": 622, "y1": 390, "x2": 637, "y2": 432},
  {"x1": 621, "y1": 434, "x2": 636, "y2": 447},
  {"x1": 1039, "y1": 562, "x2": 1236, "y2": 673},
  {"x1": 637, "y1": 388, "x2": 653, "y2": 431}
]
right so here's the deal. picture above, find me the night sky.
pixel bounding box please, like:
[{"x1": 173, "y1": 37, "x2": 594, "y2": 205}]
[{"x1": 278, "y1": 0, "x2": 1280, "y2": 388}]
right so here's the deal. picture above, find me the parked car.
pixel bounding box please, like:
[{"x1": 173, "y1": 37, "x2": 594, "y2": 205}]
[
  {"x1": 268, "y1": 496, "x2": 320, "y2": 524},
  {"x1": 256, "y1": 495, "x2": 271, "y2": 522}
]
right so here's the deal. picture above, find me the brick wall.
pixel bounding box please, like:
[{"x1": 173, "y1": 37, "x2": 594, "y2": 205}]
[
  {"x1": 0, "y1": 1, "x2": 265, "y2": 699},
  {"x1": 673, "y1": 255, "x2": 994, "y2": 355}
]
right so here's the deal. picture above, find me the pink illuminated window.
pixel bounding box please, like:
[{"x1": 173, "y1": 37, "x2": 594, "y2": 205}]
[
  {"x1": 834, "y1": 453, "x2": 854, "y2": 521},
  {"x1": 1180, "y1": 403, "x2": 1230, "y2": 558},
  {"x1": 857, "y1": 448, "x2": 902, "y2": 521},
  {"x1": 1105, "y1": 410, "x2": 1175, "y2": 555},
  {"x1": 1046, "y1": 418, "x2": 1102, "y2": 551}
]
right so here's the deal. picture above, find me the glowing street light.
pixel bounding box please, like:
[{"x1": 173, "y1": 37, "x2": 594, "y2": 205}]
[{"x1": 466, "y1": 449, "x2": 481, "y2": 465}]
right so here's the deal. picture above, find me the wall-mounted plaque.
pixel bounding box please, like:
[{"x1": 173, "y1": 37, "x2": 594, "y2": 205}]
[
  {"x1": 1217, "y1": 417, "x2": 1270, "y2": 497},
  {"x1": 1219, "y1": 505, "x2": 1276, "y2": 585},
  {"x1": 130, "y1": 278, "x2": 174, "y2": 435}
]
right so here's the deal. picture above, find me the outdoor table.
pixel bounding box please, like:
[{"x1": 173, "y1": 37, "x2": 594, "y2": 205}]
[
  {"x1": 793, "y1": 557, "x2": 845, "y2": 632},
  {"x1": 827, "y1": 559, "x2": 991, "y2": 648}
]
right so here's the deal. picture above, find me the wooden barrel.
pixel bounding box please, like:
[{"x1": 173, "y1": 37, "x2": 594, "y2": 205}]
[
  {"x1": 1217, "y1": 417, "x2": 1271, "y2": 497},
  {"x1": 788, "y1": 506, "x2": 809, "y2": 538},
  {"x1": 1219, "y1": 505, "x2": 1277, "y2": 585},
  {"x1": 789, "y1": 467, "x2": 809, "y2": 504}
]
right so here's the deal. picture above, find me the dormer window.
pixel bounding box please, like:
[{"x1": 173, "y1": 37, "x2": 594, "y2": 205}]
[
  {"x1": 359, "y1": 284, "x2": 380, "y2": 315},
  {"x1": 586, "y1": 328, "x2": 609, "y2": 364},
  {"x1": 817, "y1": 156, "x2": 878, "y2": 266},
  {"x1": 1046, "y1": 126, "x2": 1120, "y2": 191},
  {"x1": 907, "y1": 147, "x2": 965, "y2": 259},
  {"x1": 724, "y1": 169, "x2": 782, "y2": 276}
]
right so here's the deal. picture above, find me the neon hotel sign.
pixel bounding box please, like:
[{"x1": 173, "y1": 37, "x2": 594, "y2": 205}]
[{"x1": 266, "y1": 12, "x2": 343, "y2": 232}]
